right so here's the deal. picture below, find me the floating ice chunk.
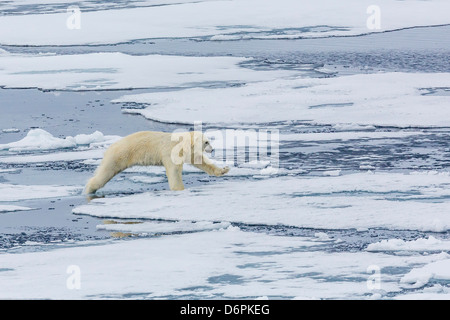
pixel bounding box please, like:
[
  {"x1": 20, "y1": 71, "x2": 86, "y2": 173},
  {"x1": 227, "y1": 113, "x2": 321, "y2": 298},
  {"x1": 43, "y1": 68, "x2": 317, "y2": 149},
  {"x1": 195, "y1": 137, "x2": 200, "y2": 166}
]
[
  {"x1": 0, "y1": 205, "x2": 34, "y2": 213},
  {"x1": 400, "y1": 253, "x2": 450, "y2": 289},
  {"x1": 0, "y1": 183, "x2": 80, "y2": 201},
  {"x1": 0, "y1": 149, "x2": 105, "y2": 164},
  {"x1": 259, "y1": 166, "x2": 279, "y2": 175},
  {"x1": 359, "y1": 165, "x2": 375, "y2": 170},
  {"x1": 72, "y1": 131, "x2": 104, "y2": 145},
  {"x1": 2, "y1": 128, "x2": 20, "y2": 133},
  {"x1": 0, "y1": 168, "x2": 20, "y2": 173},
  {"x1": 395, "y1": 285, "x2": 450, "y2": 300},
  {"x1": 283, "y1": 131, "x2": 425, "y2": 142},
  {"x1": 81, "y1": 159, "x2": 102, "y2": 166},
  {"x1": 0, "y1": 129, "x2": 120, "y2": 153},
  {"x1": 314, "y1": 232, "x2": 332, "y2": 241},
  {"x1": 366, "y1": 236, "x2": 450, "y2": 252},
  {"x1": 322, "y1": 170, "x2": 341, "y2": 176},
  {"x1": 332, "y1": 123, "x2": 376, "y2": 131},
  {"x1": 97, "y1": 220, "x2": 231, "y2": 235},
  {"x1": 0, "y1": 129, "x2": 76, "y2": 151},
  {"x1": 128, "y1": 176, "x2": 165, "y2": 184},
  {"x1": 238, "y1": 160, "x2": 270, "y2": 169}
]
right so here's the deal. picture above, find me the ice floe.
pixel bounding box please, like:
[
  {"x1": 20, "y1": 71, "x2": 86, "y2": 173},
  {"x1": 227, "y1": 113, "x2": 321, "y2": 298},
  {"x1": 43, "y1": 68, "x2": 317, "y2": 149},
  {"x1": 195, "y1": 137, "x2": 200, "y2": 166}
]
[
  {"x1": 0, "y1": 183, "x2": 79, "y2": 201},
  {"x1": 0, "y1": 226, "x2": 447, "y2": 299},
  {"x1": 366, "y1": 236, "x2": 450, "y2": 252},
  {"x1": 400, "y1": 253, "x2": 450, "y2": 289},
  {"x1": 0, "y1": 205, "x2": 34, "y2": 213},
  {"x1": 0, "y1": 149, "x2": 106, "y2": 164},
  {"x1": 0, "y1": 52, "x2": 294, "y2": 91},
  {"x1": 73, "y1": 171, "x2": 450, "y2": 232},
  {"x1": 0, "y1": 129, "x2": 119, "y2": 152},
  {"x1": 0, "y1": 0, "x2": 449, "y2": 45},
  {"x1": 96, "y1": 220, "x2": 231, "y2": 235},
  {"x1": 116, "y1": 72, "x2": 450, "y2": 127}
]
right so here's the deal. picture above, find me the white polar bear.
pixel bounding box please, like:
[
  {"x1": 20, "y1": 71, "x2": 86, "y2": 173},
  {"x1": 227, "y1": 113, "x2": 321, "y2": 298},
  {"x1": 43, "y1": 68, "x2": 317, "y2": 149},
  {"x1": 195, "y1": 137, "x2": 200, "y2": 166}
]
[{"x1": 84, "y1": 131, "x2": 230, "y2": 194}]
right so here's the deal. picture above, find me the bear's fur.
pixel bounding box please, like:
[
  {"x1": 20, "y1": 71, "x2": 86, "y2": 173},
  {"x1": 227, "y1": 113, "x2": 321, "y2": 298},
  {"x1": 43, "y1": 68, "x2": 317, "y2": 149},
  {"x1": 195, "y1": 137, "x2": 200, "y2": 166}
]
[{"x1": 84, "y1": 131, "x2": 229, "y2": 194}]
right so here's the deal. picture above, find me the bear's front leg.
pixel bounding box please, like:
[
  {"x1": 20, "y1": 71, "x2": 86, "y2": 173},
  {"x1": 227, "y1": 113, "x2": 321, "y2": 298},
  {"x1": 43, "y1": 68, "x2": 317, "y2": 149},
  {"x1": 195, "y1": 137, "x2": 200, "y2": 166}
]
[
  {"x1": 212, "y1": 166, "x2": 230, "y2": 176},
  {"x1": 193, "y1": 154, "x2": 230, "y2": 177}
]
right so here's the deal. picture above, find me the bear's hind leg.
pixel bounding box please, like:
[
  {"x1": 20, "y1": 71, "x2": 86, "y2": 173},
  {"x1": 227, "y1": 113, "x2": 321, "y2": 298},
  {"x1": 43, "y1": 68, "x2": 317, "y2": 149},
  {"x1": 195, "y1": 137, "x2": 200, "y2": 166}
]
[{"x1": 84, "y1": 163, "x2": 121, "y2": 194}]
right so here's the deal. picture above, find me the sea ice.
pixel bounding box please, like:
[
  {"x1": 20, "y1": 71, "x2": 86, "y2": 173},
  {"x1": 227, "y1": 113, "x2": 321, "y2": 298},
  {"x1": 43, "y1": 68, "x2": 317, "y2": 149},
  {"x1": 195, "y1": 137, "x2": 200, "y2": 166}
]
[
  {"x1": 400, "y1": 253, "x2": 450, "y2": 289},
  {"x1": 0, "y1": 52, "x2": 294, "y2": 91},
  {"x1": 0, "y1": 0, "x2": 449, "y2": 45},
  {"x1": 116, "y1": 72, "x2": 450, "y2": 127},
  {"x1": 0, "y1": 128, "x2": 119, "y2": 152},
  {"x1": 366, "y1": 236, "x2": 450, "y2": 252},
  {"x1": 96, "y1": 220, "x2": 231, "y2": 235},
  {"x1": 0, "y1": 205, "x2": 34, "y2": 213},
  {"x1": 0, "y1": 226, "x2": 445, "y2": 299},
  {"x1": 0, "y1": 183, "x2": 79, "y2": 201},
  {"x1": 73, "y1": 171, "x2": 450, "y2": 232}
]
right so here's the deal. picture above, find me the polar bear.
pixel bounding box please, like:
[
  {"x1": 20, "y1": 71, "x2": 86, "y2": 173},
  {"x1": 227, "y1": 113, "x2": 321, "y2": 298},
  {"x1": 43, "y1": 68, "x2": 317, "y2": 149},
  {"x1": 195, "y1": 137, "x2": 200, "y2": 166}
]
[{"x1": 84, "y1": 131, "x2": 230, "y2": 194}]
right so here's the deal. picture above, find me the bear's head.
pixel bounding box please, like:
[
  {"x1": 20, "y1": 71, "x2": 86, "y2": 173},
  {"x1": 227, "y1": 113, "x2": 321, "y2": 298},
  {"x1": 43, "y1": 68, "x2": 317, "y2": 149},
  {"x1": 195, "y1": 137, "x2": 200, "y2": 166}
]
[
  {"x1": 171, "y1": 131, "x2": 213, "y2": 165},
  {"x1": 193, "y1": 131, "x2": 213, "y2": 154},
  {"x1": 190, "y1": 131, "x2": 213, "y2": 164}
]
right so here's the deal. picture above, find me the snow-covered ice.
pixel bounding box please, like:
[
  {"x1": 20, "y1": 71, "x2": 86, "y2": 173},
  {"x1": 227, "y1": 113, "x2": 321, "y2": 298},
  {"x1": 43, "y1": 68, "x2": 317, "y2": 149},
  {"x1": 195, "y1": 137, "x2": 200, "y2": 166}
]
[
  {"x1": 0, "y1": 183, "x2": 80, "y2": 201},
  {"x1": 96, "y1": 220, "x2": 231, "y2": 235},
  {"x1": 0, "y1": 0, "x2": 449, "y2": 45},
  {"x1": 0, "y1": 128, "x2": 118, "y2": 152},
  {"x1": 0, "y1": 205, "x2": 34, "y2": 213},
  {"x1": 0, "y1": 226, "x2": 447, "y2": 299},
  {"x1": 73, "y1": 171, "x2": 450, "y2": 232},
  {"x1": 116, "y1": 72, "x2": 450, "y2": 127},
  {"x1": 400, "y1": 253, "x2": 450, "y2": 289},
  {"x1": 367, "y1": 237, "x2": 450, "y2": 252},
  {"x1": 0, "y1": 52, "x2": 294, "y2": 91}
]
